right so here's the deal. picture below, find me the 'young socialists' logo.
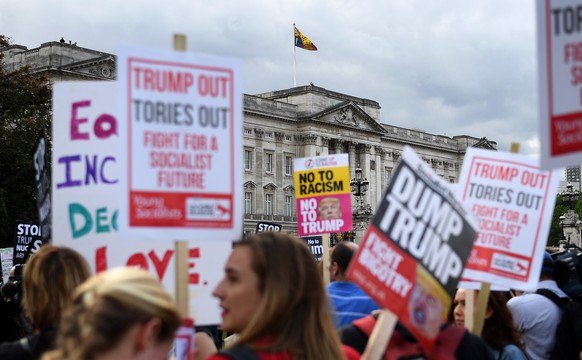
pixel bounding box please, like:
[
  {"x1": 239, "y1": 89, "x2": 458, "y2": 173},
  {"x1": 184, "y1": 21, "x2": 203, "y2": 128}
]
[{"x1": 305, "y1": 159, "x2": 314, "y2": 169}]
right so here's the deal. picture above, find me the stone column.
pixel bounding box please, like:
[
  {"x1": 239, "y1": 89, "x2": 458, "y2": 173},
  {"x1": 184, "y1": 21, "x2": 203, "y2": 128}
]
[
  {"x1": 360, "y1": 144, "x2": 372, "y2": 206},
  {"x1": 321, "y1": 137, "x2": 330, "y2": 156},
  {"x1": 335, "y1": 139, "x2": 345, "y2": 154},
  {"x1": 298, "y1": 134, "x2": 318, "y2": 158},
  {"x1": 374, "y1": 146, "x2": 386, "y2": 207},
  {"x1": 348, "y1": 142, "x2": 357, "y2": 180},
  {"x1": 254, "y1": 128, "x2": 265, "y2": 214},
  {"x1": 274, "y1": 132, "x2": 285, "y2": 212}
]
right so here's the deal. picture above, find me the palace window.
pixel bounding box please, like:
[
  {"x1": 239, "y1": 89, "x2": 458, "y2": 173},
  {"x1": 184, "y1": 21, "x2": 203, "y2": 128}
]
[
  {"x1": 245, "y1": 192, "x2": 253, "y2": 214},
  {"x1": 285, "y1": 156, "x2": 293, "y2": 175},
  {"x1": 385, "y1": 167, "x2": 392, "y2": 187},
  {"x1": 285, "y1": 195, "x2": 293, "y2": 216},
  {"x1": 265, "y1": 193, "x2": 273, "y2": 215},
  {"x1": 244, "y1": 150, "x2": 253, "y2": 170},
  {"x1": 265, "y1": 152, "x2": 273, "y2": 173}
]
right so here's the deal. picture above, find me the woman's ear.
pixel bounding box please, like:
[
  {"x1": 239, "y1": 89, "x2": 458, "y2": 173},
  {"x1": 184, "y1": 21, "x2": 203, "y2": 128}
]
[
  {"x1": 136, "y1": 318, "x2": 162, "y2": 351},
  {"x1": 484, "y1": 306, "x2": 493, "y2": 320}
]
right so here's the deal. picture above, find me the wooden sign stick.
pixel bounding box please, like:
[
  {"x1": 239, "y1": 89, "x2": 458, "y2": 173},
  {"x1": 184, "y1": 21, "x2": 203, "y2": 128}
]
[
  {"x1": 322, "y1": 233, "x2": 331, "y2": 286},
  {"x1": 471, "y1": 283, "x2": 490, "y2": 336},
  {"x1": 361, "y1": 310, "x2": 398, "y2": 360},
  {"x1": 173, "y1": 33, "x2": 190, "y2": 318},
  {"x1": 465, "y1": 289, "x2": 475, "y2": 331}
]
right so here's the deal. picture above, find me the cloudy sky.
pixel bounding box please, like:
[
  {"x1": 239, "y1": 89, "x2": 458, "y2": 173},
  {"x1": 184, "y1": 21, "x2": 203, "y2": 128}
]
[{"x1": 2, "y1": 0, "x2": 540, "y2": 155}]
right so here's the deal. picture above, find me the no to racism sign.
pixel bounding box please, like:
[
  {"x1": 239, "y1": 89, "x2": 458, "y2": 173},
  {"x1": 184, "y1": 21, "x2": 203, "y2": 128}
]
[{"x1": 294, "y1": 154, "x2": 352, "y2": 236}]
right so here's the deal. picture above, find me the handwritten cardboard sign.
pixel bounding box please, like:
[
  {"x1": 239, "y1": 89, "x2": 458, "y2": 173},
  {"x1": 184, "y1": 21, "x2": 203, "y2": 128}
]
[{"x1": 52, "y1": 81, "x2": 229, "y2": 325}]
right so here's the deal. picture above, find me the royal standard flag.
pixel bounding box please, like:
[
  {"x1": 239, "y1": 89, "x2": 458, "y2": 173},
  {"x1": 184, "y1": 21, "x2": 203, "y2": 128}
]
[{"x1": 294, "y1": 26, "x2": 318, "y2": 51}]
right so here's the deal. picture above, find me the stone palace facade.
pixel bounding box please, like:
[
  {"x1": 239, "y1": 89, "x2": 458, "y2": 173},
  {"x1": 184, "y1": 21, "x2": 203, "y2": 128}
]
[{"x1": 1, "y1": 40, "x2": 497, "y2": 239}]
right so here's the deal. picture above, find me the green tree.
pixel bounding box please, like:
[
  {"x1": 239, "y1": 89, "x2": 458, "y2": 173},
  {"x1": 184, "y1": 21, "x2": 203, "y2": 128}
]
[{"x1": 0, "y1": 35, "x2": 52, "y2": 248}]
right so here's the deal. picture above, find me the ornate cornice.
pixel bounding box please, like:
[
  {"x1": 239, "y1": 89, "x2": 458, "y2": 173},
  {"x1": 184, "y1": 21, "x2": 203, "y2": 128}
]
[
  {"x1": 263, "y1": 183, "x2": 278, "y2": 191},
  {"x1": 297, "y1": 134, "x2": 318, "y2": 145},
  {"x1": 244, "y1": 181, "x2": 257, "y2": 190},
  {"x1": 375, "y1": 146, "x2": 386, "y2": 159}
]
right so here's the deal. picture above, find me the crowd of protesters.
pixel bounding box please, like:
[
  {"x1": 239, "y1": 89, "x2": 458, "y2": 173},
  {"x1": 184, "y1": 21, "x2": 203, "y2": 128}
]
[{"x1": 0, "y1": 234, "x2": 580, "y2": 360}]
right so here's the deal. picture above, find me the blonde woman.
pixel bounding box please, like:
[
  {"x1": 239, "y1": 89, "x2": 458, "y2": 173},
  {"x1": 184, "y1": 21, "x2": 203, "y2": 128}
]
[
  {"x1": 0, "y1": 245, "x2": 91, "y2": 360},
  {"x1": 45, "y1": 267, "x2": 181, "y2": 360},
  {"x1": 208, "y1": 232, "x2": 359, "y2": 359}
]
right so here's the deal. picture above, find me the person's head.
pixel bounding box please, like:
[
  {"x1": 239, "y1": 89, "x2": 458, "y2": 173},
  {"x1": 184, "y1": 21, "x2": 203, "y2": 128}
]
[
  {"x1": 52, "y1": 267, "x2": 181, "y2": 360},
  {"x1": 453, "y1": 289, "x2": 523, "y2": 351},
  {"x1": 318, "y1": 197, "x2": 342, "y2": 220},
  {"x1": 9, "y1": 264, "x2": 24, "y2": 282},
  {"x1": 2, "y1": 264, "x2": 25, "y2": 302},
  {"x1": 212, "y1": 232, "x2": 345, "y2": 358},
  {"x1": 540, "y1": 251, "x2": 554, "y2": 280},
  {"x1": 329, "y1": 241, "x2": 358, "y2": 282},
  {"x1": 23, "y1": 245, "x2": 91, "y2": 330}
]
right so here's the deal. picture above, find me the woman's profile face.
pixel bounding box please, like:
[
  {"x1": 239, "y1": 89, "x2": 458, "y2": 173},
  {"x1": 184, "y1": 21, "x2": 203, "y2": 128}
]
[
  {"x1": 212, "y1": 246, "x2": 263, "y2": 333},
  {"x1": 453, "y1": 288, "x2": 467, "y2": 328}
]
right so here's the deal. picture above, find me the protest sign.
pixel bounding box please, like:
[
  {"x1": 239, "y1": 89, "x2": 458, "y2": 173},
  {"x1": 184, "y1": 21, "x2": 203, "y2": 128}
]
[
  {"x1": 347, "y1": 146, "x2": 478, "y2": 351},
  {"x1": 294, "y1": 154, "x2": 352, "y2": 236},
  {"x1": 538, "y1": 0, "x2": 582, "y2": 169},
  {"x1": 52, "y1": 81, "x2": 228, "y2": 325},
  {"x1": 256, "y1": 221, "x2": 282, "y2": 232},
  {"x1": 12, "y1": 222, "x2": 43, "y2": 265},
  {"x1": 33, "y1": 134, "x2": 52, "y2": 243},
  {"x1": 301, "y1": 235, "x2": 324, "y2": 261},
  {"x1": 117, "y1": 45, "x2": 242, "y2": 241},
  {"x1": 1, "y1": 247, "x2": 13, "y2": 283},
  {"x1": 458, "y1": 148, "x2": 560, "y2": 290}
]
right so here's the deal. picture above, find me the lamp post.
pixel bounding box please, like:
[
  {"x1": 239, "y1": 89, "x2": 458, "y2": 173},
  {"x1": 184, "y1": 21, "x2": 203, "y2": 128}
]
[
  {"x1": 350, "y1": 166, "x2": 369, "y2": 209},
  {"x1": 349, "y1": 165, "x2": 372, "y2": 244}
]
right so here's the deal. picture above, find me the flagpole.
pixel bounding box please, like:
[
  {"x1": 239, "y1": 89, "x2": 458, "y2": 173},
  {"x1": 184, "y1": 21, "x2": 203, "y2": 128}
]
[{"x1": 293, "y1": 22, "x2": 297, "y2": 87}]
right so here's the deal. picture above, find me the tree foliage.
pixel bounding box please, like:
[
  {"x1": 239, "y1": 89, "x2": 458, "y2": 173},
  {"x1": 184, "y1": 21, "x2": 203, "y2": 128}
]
[{"x1": 0, "y1": 35, "x2": 52, "y2": 248}]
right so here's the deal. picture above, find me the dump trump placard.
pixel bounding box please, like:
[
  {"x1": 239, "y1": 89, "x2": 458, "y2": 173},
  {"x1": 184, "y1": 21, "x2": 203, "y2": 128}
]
[
  {"x1": 117, "y1": 45, "x2": 242, "y2": 240},
  {"x1": 538, "y1": 0, "x2": 582, "y2": 169},
  {"x1": 459, "y1": 148, "x2": 560, "y2": 290},
  {"x1": 347, "y1": 146, "x2": 478, "y2": 352},
  {"x1": 294, "y1": 154, "x2": 352, "y2": 237}
]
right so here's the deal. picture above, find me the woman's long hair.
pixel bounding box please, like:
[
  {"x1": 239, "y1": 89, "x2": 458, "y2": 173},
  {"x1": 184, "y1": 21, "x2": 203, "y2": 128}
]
[
  {"x1": 232, "y1": 232, "x2": 346, "y2": 360},
  {"x1": 482, "y1": 291, "x2": 525, "y2": 351},
  {"x1": 46, "y1": 267, "x2": 181, "y2": 360},
  {"x1": 23, "y1": 245, "x2": 91, "y2": 331}
]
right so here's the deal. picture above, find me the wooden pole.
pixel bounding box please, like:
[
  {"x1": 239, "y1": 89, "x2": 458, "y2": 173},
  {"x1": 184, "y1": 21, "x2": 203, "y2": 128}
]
[
  {"x1": 465, "y1": 289, "x2": 475, "y2": 331},
  {"x1": 173, "y1": 33, "x2": 189, "y2": 318},
  {"x1": 173, "y1": 34, "x2": 187, "y2": 51},
  {"x1": 471, "y1": 283, "x2": 490, "y2": 336},
  {"x1": 322, "y1": 233, "x2": 330, "y2": 286},
  {"x1": 361, "y1": 310, "x2": 397, "y2": 360}
]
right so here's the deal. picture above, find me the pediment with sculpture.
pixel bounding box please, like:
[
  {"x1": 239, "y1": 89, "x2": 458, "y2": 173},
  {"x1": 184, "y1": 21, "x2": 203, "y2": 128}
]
[{"x1": 304, "y1": 101, "x2": 386, "y2": 134}]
